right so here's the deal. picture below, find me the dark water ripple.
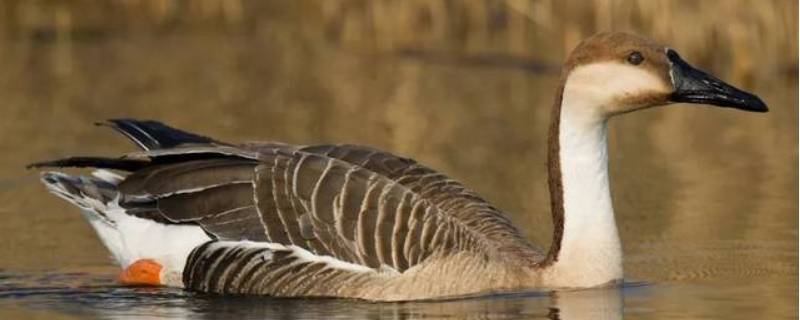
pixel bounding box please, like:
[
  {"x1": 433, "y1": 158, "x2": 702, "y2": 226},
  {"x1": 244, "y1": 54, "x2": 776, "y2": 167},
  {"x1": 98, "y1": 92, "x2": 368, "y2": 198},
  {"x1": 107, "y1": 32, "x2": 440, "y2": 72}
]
[{"x1": 0, "y1": 271, "x2": 650, "y2": 319}]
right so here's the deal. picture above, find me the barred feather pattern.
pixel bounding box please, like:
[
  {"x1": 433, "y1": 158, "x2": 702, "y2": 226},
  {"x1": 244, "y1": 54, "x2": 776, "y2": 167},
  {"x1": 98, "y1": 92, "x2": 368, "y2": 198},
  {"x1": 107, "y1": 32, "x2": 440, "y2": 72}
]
[
  {"x1": 183, "y1": 241, "x2": 378, "y2": 297},
  {"x1": 110, "y1": 143, "x2": 542, "y2": 296}
]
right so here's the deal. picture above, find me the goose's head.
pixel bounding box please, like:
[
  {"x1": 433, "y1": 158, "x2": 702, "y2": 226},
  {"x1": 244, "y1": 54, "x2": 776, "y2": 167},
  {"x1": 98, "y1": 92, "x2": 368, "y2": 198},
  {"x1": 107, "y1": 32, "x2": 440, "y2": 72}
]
[{"x1": 561, "y1": 32, "x2": 768, "y2": 118}]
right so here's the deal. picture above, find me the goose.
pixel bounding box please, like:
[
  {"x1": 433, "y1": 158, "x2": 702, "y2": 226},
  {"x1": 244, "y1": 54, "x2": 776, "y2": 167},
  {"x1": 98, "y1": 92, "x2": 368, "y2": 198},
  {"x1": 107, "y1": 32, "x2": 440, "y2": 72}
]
[{"x1": 29, "y1": 32, "x2": 767, "y2": 301}]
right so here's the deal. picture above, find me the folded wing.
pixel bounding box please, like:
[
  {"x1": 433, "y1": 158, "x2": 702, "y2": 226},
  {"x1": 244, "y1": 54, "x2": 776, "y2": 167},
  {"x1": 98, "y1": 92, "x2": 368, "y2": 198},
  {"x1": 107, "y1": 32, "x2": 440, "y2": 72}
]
[{"x1": 32, "y1": 119, "x2": 541, "y2": 285}]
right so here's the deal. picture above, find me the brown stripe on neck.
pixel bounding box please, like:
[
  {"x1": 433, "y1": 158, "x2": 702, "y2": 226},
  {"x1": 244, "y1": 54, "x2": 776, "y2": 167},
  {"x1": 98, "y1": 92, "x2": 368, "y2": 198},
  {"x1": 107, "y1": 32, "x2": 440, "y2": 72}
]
[{"x1": 540, "y1": 81, "x2": 566, "y2": 267}]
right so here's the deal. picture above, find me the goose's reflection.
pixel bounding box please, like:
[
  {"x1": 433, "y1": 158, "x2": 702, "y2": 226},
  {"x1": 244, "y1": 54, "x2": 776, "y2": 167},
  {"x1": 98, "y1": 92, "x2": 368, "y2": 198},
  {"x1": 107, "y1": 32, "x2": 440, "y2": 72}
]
[
  {"x1": 30, "y1": 288, "x2": 625, "y2": 319},
  {"x1": 548, "y1": 287, "x2": 624, "y2": 320},
  {"x1": 4, "y1": 273, "x2": 625, "y2": 319}
]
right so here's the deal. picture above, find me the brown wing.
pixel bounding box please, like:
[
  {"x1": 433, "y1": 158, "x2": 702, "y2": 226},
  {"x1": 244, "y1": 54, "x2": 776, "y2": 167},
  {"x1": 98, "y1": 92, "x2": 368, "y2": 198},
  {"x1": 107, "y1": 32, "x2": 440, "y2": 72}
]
[
  {"x1": 299, "y1": 144, "x2": 534, "y2": 253},
  {"x1": 117, "y1": 143, "x2": 538, "y2": 272},
  {"x1": 254, "y1": 143, "x2": 539, "y2": 261}
]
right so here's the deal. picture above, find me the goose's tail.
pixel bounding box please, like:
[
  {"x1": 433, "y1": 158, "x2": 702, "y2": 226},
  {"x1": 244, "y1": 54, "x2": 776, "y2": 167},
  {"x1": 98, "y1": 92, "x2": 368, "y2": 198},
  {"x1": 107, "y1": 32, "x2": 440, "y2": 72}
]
[
  {"x1": 40, "y1": 170, "x2": 129, "y2": 264},
  {"x1": 32, "y1": 119, "x2": 226, "y2": 287},
  {"x1": 39, "y1": 170, "x2": 210, "y2": 287},
  {"x1": 41, "y1": 170, "x2": 122, "y2": 220}
]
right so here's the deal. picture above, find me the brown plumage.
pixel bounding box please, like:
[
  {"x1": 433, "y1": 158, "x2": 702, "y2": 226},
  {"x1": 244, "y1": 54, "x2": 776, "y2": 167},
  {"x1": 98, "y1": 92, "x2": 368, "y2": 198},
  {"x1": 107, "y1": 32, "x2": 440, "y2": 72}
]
[
  {"x1": 60, "y1": 129, "x2": 545, "y2": 299},
  {"x1": 543, "y1": 81, "x2": 565, "y2": 267}
]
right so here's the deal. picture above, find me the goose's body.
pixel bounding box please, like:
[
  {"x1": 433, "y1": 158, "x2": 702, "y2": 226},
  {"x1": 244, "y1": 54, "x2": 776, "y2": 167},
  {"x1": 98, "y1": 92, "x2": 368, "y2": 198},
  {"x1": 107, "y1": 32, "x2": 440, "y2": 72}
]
[
  {"x1": 40, "y1": 139, "x2": 549, "y2": 300},
  {"x1": 31, "y1": 32, "x2": 767, "y2": 301}
]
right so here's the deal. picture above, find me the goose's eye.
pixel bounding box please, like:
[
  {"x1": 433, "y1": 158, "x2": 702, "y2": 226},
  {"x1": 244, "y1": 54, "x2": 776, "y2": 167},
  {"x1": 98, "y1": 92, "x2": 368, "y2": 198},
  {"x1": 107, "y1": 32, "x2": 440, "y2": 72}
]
[{"x1": 627, "y1": 51, "x2": 644, "y2": 65}]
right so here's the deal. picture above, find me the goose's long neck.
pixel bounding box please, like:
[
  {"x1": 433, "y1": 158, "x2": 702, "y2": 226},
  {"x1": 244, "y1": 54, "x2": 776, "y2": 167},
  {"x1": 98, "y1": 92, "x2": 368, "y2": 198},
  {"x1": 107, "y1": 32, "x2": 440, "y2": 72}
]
[{"x1": 540, "y1": 81, "x2": 623, "y2": 287}]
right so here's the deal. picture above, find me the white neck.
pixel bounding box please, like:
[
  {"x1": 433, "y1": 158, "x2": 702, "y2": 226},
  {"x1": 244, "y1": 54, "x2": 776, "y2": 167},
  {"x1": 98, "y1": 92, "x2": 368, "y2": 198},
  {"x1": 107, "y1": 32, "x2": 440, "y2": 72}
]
[{"x1": 542, "y1": 80, "x2": 623, "y2": 287}]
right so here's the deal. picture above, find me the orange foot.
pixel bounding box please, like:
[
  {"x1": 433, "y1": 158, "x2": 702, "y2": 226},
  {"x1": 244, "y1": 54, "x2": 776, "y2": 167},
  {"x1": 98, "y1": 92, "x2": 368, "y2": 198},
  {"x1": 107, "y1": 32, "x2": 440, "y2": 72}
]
[{"x1": 119, "y1": 259, "x2": 162, "y2": 286}]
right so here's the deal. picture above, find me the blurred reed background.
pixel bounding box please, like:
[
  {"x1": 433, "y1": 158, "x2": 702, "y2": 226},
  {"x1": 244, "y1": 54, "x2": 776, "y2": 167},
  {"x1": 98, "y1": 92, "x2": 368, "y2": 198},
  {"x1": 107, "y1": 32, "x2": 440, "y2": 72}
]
[
  {"x1": 0, "y1": 2, "x2": 796, "y2": 318},
  {"x1": 1, "y1": 0, "x2": 795, "y2": 75}
]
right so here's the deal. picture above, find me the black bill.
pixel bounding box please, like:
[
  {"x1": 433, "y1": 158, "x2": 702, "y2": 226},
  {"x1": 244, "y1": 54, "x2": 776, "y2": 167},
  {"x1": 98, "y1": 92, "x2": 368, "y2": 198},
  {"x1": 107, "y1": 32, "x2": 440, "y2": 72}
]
[{"x1": 667, "y1": 49, "x2": 768, "y2": 112}]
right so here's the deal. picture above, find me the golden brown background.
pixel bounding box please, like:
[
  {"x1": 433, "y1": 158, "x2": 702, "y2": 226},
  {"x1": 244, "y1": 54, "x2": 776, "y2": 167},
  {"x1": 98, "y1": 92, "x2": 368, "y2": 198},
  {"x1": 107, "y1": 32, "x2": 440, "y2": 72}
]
[{"x1": 0, "y1": 1, "x2": 796, "y2": 319}]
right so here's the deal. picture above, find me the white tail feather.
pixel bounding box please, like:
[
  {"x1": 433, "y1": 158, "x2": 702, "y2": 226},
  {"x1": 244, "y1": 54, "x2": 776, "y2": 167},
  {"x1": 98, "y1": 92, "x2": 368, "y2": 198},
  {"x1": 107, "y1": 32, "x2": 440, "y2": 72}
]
[
  {"x1": 91, "y1": 169, "x2": 125, "y2": 184},
  {"x1": 41, "y1": 172, "x2": 211, "y2": 287}
]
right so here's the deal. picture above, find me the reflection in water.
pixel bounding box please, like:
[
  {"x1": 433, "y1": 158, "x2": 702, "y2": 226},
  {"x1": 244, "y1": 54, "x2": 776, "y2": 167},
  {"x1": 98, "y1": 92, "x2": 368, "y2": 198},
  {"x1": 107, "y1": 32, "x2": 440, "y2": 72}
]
[
  {"x1": 1, "y1": 271, "x2": 629, "y2": 320},
  {"x1": 550, "y1": 288, "x2": 623, "y2": 320}
]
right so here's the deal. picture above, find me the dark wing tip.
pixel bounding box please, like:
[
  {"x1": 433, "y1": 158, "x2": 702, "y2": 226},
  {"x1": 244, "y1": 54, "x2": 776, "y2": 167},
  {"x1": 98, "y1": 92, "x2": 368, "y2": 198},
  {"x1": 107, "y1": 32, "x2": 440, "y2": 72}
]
[
  {"x1": 26, "y1": 156, "x2": 150, "y2": 171},
  {"x1": 99, "y1": 118, "x2": 219, "y2": 151},
  {"x1": 25, "y1": 162, "x2": 41, "y2": 169}
]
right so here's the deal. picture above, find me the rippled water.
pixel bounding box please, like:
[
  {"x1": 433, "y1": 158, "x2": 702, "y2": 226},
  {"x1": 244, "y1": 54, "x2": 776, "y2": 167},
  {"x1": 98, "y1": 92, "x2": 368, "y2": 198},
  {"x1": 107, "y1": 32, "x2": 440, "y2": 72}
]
[
  {"x1": 0, "y1": 1, "x2": 797, "y2": 319},
  {"x1": 0, "y1": 270, "x2": 635, "y2": 319}
]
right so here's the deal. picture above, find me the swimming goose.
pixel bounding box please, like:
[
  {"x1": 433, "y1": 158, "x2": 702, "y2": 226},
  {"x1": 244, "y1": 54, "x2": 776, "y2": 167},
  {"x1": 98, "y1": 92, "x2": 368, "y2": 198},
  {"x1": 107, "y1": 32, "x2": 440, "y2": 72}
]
[{"x1": 29, "y1": 32, "x2": 767, "y2": 301}]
